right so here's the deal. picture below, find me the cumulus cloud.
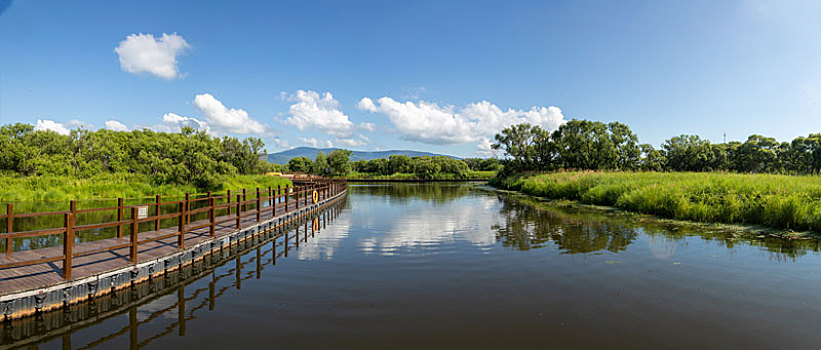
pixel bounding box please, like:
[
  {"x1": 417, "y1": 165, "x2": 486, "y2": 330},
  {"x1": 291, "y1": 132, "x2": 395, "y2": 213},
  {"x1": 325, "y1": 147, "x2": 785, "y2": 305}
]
[
  {"x1": 357, "y1": 97, "x2": 376, "y2": 112},
  {"x1": 272, "y1": 137, "x2": 291, "y2": 149},
  {"x1": 193, "y1": 93, "x2": 266, "y2": 135},
  {"x1": 299, "y1": 137, "x2": 334, "y2": 148},
  {"x1": 358, "y1": 122, "x2": 376, "y2": 132},
  {"x1": 34, "y1": 119, "x2": 70, "y2": 135},
  {"x1": 358, "y1": 97, "x2": 566, "y2": 149},
  {"x1": 146, "y1": 112, "x2": 214, "y2": 135},
  {"x1": 104, "y1": 120, "x2": 129, "y2": 132},
  {"x1": 67, "y1": 119, "x2": 92, "y2": 129},
  {"x1": 477, "y1": 138, "x2": 496, "y2": 156},
  {"x1": 114, "y1": 33, "x2": 190, "y2": 79},
  {"x1": 336, "y1": 135, "x2": 369, "y2": 147},
  {"x1": 285, "y1": 90, "x2": 354, "y2": 137}
]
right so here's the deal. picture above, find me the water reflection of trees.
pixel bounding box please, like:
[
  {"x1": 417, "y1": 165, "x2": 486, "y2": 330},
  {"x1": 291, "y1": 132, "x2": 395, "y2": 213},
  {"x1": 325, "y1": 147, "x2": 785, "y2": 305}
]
[
  {"x1": 351, "y1": 183, "x2": 474, "y2": 204},
  {"x1": 492, "y1": 195, "x2": 638, "y2": 253},
  {"x1": 493, "y1": 194, "x2": 821, "y2": 260}
]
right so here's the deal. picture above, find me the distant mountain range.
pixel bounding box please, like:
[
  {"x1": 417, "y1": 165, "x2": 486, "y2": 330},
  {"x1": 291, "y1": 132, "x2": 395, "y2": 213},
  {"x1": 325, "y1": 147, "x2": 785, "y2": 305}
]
[{"x1": 266, "y1": 147, "x2": 458, "y2": 164}]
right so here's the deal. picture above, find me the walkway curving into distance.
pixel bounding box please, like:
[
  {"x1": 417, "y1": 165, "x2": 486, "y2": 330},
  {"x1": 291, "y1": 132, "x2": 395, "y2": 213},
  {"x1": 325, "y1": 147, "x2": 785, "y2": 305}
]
[
  {"x1": 0, "y1": 199, "x2": 346, "y2": 349},
  {"x1": 0, "y1": 178, "x2": 347, "y2": 320}
]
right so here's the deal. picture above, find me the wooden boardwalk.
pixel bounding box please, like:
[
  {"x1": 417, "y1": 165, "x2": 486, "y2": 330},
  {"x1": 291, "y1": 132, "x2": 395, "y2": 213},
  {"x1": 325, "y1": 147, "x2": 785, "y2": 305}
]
[
  {"x1": 0, "y1": 198, "x2": 346, "y2": 349},
  {"x1": 0, "y1": 178, "x2": 346, "y2": 301},
  {"x1": 2, "y1": 208, "x2": 280, "y2": 294}
]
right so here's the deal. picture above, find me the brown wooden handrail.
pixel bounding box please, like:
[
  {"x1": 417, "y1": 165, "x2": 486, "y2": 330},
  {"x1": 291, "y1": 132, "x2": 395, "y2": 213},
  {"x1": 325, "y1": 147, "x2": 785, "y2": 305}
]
[{"x1": 0, "y1": 177, "x2": 348, "y2": 280}]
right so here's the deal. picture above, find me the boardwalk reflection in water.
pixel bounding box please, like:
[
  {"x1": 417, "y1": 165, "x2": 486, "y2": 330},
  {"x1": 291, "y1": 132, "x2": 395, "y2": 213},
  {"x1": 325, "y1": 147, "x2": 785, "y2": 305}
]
[{"x1": 0, "y1": 202, "x2": 345, "y2": 349}]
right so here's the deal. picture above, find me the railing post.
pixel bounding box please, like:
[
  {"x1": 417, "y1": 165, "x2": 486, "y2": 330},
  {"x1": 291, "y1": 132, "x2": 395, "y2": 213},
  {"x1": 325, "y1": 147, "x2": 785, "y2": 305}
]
[
  {"x1": 256, "y1": 187, "x2": 261, "y2": 222},
  {"x1": 268, "y1": 186, "x2": 272, "y2": 208},
  {"x1": 272, "y1": 185, "x2": 277, "y2": 216},
  {"x1": 242, "y1": 189, "x2": 247, "y2": 213},
  {"x1": 209, "y1": 194, "x2": 216, "y2": 237},
  {"x1": 178, "y1": 285, "x2": 186, "y2": 336},
  {"x1": 185, "y1": 193, "x2": 191, "y2": 226},
  {"x1": 296, "y1": 185, "x2": 300, "y2": 210},
  {"x1": 284, "y1": 185, "x2": 289, "y2": 212},
  {"x1": 178, "y1": 200, "x2": 186, "y2": 249},
  {"x1": 5, "y1": 203, "x2": 12, "y2": 254},
  {"x1": 117, "y1": 198, "x2": 124, "y2": 238},
  {"x1": 130, "y1": 207, "x2": 138, "y2": 263},
  {"x1": 236, "y1": 194, "x2": 242, "y2": 229},
  {"x1": 227, "y1": 190, "x2": 232, "y2": 215},
  {"x1": 284, "y1": 229, "x2": 289, "y2": 257},
  {"x1": 63, "y1": 210, "x2": 74, "y2": 280},
  {"x1": 155, "y1": 194, "x2": 162, "y2": 231}
]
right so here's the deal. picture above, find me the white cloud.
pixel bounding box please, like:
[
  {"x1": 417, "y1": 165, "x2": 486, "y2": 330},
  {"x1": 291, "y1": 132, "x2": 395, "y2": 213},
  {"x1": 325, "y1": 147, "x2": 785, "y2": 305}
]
[
  {"x1": 336, "y1": 135, "x2": 369, "y2": 147},
  {"x1": 148, "y1": 112, "x2": 213, "y2": 135},
  {"x1": 358, "y1": 122, "x2": 376, "y2": 131},
  {"x1": 357, "y1": 97, "x2": 377, "y2": 111},
  {"x1": 115, "y1": 33, "x2": 189, "y2": 79},
  {"x1": 285, "y1": 90, "x2": 354, "y2": 137},
  {"x1": 358, "y1": 97, "x2": 566, "y2": 147},
  {"x1": 299, "y1": 137, "x2": 334, "y2": 148},
  {"x1": 272, "y1": 137, "x2": 291, "y2": 149},
  {"x1": 67, "y1": 119, "x2": 92, "y2": 129},
  {"x1": 104, "y1": 120, "x2": 129, "y2": 132},
  {"x1": 193, "y1": 93, "x2": 266, "y2": 135},
  {"x1": 34, "y1": 119, "x2": 70, "y2": 135},
  {"x1": 477, "y1": 137, "x2": 496, "y2": 156}
]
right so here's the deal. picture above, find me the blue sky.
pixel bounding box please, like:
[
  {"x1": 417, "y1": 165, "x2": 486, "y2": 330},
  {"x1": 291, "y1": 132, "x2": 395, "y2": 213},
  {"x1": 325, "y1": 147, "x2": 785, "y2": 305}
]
[{"x1": 2, "y1": 0, "x2": 821, "y2": 157}]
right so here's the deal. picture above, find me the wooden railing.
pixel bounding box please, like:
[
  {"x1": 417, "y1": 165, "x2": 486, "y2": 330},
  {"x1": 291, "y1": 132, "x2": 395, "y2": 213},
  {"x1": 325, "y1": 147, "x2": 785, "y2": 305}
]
[{"x1": 0, "y1": 177, "x2": 347, "y2": 280}]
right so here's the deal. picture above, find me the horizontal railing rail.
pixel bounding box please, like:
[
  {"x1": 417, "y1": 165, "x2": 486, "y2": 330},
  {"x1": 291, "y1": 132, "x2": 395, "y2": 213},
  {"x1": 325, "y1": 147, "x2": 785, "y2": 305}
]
[{"x1": 0, "y1": 177, "x2": 347, "y2": 280}]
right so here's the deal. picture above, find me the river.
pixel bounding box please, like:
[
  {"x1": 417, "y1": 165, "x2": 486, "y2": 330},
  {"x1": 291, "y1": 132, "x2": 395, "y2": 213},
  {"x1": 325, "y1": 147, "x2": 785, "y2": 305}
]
[{"x1": 4, "y1": 183, "x2": 821, "y2": 349}]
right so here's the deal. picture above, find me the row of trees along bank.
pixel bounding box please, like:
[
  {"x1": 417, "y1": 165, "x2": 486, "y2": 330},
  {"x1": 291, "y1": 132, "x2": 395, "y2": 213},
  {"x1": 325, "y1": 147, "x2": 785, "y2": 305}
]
[
  {"x1": 491, "y1": 120, "x2": 821, "y2": 175},
  {"x1": 288, "y1": 152, "x2": 502, "y2": 180},
  {"x1": 0, "y1": 123, "x2": 280, "y2": 190}
]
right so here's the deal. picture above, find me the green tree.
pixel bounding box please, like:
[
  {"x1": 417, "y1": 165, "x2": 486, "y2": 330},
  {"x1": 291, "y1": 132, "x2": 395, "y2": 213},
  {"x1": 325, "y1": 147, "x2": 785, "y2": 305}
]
[
  {"x1": 734, "y1": 135, "x2": 780, "y2": 173},
  {"x1": 662, "y1": 135, "x2": 718, "y2": 172},
  {"x1": 639, "y1": 144, "x2": 666, "y2": 171},
  {"x1": 312, "y1": 151, "x2": 329, "y2": 175},
  {"x1": 388, "y1": 155, "x2": 413, "y2": 173},
  {"x1": 413, "y1": 156, "x2": 441, "y2": 180},
  {"x1": 287, "y1": 157, "x2": 313, "y2": 173},
  {"x1": 608, "y1": 122, "x2": 640, "y2": 170},
  {"x1": 327, "y1": 149, "x2": 353, "y2": 176},
  {"x1": 492, "y1": 123, "x2": 553, "y2": 172},
  {"x1": 479, "y1": 158, "x2": 504, "y2": 172},
  {"x1": 552, "y1": 120, "x2": 616, "y2": 170}
]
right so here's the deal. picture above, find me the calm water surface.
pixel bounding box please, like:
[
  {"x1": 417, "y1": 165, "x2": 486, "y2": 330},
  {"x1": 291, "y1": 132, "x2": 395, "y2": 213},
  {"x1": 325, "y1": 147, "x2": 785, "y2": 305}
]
[{"x1": 6, "y1": 183, "x2": 821, "y2": 349}]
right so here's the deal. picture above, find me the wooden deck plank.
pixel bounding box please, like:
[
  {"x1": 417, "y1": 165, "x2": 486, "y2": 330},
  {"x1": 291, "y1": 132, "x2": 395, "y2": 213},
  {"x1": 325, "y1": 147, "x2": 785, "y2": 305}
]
[{"x1": 0, "y1": 190, "x2": 336, "y2": 295}]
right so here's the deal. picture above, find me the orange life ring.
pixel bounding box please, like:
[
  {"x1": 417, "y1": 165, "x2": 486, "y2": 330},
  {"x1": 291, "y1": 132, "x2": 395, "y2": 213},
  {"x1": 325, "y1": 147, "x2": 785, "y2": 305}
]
[{"x1": 312, "y1": 190, "x2": 319, "y2": 204}]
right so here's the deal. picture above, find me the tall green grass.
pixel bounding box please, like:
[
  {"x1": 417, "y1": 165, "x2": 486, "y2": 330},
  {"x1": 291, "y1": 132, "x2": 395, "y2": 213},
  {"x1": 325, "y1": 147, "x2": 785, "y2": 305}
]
[
  {"x1": 0, "y1": 173, "x2": 292, "y2": 203},
  {"x1": 493, "y1": 171, "x2": 821, "y2": 232}
]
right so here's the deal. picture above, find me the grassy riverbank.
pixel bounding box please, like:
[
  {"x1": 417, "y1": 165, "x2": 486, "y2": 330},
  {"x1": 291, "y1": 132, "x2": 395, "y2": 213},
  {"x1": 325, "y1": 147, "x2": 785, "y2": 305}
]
[
  {"x1": 0, "y1": 173, "x2": 292, "y2": 202},
  {"x1": 345, "y1": 170, "x2": 496, "y2": 181},
  {"x1": 492, "y1": 171, "x2": 821, "y2": 233}
]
